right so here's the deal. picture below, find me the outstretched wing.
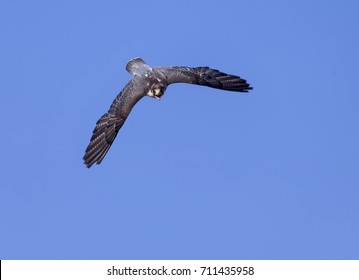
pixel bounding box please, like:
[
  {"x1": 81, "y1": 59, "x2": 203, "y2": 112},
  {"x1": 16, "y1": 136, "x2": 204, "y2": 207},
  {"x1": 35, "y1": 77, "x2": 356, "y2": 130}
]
[
  {"x1": 83, "y1": 80, "x2": 144, "y2": 168},
  {"x1": 156, "y1": 66, "x2": 252, "y2": 92}
]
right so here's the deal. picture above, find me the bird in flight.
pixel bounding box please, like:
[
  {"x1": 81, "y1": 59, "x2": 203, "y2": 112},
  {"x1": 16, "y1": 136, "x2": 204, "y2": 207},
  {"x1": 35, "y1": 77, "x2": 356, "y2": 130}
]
[{"x1": 83, "y1": 58, "x2": 253, "y2": 168}]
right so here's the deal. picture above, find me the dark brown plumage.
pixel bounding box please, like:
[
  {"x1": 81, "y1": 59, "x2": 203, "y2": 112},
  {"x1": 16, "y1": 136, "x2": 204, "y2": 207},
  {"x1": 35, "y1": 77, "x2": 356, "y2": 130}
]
[{"x1": 83, "y1": 58, "x2": 252, "y2": 168}]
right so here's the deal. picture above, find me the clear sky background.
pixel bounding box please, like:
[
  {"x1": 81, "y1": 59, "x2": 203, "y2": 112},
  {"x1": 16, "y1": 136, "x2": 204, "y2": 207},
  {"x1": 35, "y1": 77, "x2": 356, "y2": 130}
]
[{"x1": 1, "y1": 0, "x2": 358, "y2": 259}]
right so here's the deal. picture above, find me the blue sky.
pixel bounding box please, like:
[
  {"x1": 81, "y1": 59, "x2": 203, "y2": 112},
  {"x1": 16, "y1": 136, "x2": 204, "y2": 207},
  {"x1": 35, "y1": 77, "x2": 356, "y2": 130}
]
[{"x1": 1, "y1": 0, "x2": 358, "y2": 259}]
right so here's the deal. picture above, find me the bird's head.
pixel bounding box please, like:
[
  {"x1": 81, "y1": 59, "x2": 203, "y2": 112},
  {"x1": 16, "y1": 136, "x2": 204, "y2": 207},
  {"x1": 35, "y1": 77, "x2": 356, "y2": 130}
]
[{"x1": 147, "y1": 83, "x2": 166, "y2": 100}]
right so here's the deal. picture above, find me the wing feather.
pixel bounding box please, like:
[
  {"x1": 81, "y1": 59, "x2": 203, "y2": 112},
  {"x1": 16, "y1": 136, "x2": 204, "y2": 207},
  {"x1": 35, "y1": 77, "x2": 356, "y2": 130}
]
[
  {"x1": 83, "y1": 80, "x2": 145, "y2": 168},
  {"x1": 156, "y1": 66, "x2": 252, "y2": 92}
]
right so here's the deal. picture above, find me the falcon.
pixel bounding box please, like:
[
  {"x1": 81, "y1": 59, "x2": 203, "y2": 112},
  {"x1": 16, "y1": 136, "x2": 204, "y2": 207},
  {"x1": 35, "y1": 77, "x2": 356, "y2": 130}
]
[{"x1": 84, "y1": 58, "x2": 253, "y2": 168}]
